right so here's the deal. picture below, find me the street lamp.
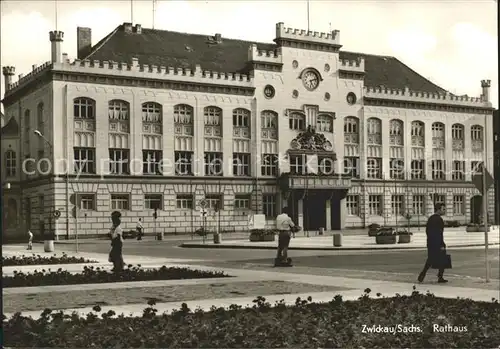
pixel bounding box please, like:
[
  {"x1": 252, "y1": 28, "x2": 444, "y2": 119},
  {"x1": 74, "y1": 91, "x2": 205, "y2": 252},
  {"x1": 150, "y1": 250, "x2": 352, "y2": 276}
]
[{"x1": 34, "y1": 129, "x2": 70, "y2": 243}]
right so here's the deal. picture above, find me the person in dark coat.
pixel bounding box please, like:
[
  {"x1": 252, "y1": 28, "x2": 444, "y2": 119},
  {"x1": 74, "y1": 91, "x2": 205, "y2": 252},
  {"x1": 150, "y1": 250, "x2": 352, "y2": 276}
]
[
  {"x1": 418, "y1": 203, "x2": 448, "y2": 283},
  {"x1": 108, "y1": 211, "x2": 125, "y2": 272}
]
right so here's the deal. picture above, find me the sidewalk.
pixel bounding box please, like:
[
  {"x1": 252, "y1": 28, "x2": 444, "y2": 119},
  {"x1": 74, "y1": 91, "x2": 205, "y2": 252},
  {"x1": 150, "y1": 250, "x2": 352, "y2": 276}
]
[{"x1": 182, "y1": 228, "x2": 500, "y2": 250}]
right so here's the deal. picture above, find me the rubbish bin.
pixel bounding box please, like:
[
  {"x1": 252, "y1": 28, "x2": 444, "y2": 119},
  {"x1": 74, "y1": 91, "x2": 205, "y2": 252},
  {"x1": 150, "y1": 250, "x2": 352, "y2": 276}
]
[
  {"x1": 333, "y1": 233, "x2": 342, "y2": 247},
  {"x1": 319, "y1": 227, "x2": 324, "y2": 235},
  {"x1": 156, "y1": 232, "x2": 163, "y2": 241},
  {"x1": 44, "y1": 240, "x2": 55, "y2": 252},
  {"x1": 213, "y1": 233, "x2": 221, "y2": 244}
]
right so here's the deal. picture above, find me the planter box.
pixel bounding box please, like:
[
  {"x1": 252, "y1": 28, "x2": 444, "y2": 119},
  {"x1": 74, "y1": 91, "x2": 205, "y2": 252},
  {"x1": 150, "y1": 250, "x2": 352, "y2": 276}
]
[
  {"x1": 375, "y1": 235, "x2": 397, "y2": 244},
  {"x1": 249, "y1": 234, "x2": 275, "y2": 242},
  {"x1": 262, "y1": 234, "x2": 275, "y2": 242},
  {"x1": 249, "y1": 233, "x2": 261, "y2": 242},
  {"x1": 368, "y1": 228, "x2": 379, "y2": 237},
  {"x1": 398, "y1": 235, "x2": 412, "y2": 243}
]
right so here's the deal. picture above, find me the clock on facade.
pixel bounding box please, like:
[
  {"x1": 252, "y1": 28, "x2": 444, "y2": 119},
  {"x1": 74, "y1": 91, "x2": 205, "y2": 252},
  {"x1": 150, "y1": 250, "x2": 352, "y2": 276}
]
[
  {"x1": 301, "y1": 69, "x2": 320, "y2": 91},
  {"x1": 263, "y1": 85, "x2": 275, "y2": 99}
]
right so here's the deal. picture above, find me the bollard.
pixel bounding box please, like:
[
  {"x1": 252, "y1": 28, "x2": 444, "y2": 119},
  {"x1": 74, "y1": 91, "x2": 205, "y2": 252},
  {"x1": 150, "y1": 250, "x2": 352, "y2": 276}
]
[
  {"x1": 44, "y1": 240, "x2": 55, "y2": 252},
  {"x1": 333, "y1": 233, "x2": 342, "y2": 247},
  {"x1": 213, "y1": 233, "x2": 221, "y2": 244},
  {"x1": 156, "y1": 232, "x2": 163, "y2": 241},
  {"x1": 319, "y1": 227, "x2": 324, "y2": 235}
]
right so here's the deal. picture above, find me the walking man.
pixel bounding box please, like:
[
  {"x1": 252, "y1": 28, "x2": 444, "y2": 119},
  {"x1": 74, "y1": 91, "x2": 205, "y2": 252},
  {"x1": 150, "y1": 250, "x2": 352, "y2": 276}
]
[
  {"x1": 109, "y1": 211, "x2": 125, "y2": 272},
  {"x1": 136, "y1": 218, "x2": 143, "y2": 240},
  {"x1": 418, "y1": 203, "x2": 448, "y2": 283},
  {"x1": 275, "y1": 207, "x2": 296, "y2": 267},
  {"x1": 27, "y1": 229, "x2": 33, "y2": 250}
]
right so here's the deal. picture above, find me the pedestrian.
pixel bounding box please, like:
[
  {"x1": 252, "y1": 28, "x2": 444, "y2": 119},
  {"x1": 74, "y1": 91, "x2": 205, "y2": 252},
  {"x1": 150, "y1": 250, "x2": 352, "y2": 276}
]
[
  {"x1": 136, "y1": 218, "x2": 143, "y2": 240},
  {"x1": 108, "y1": 211, "x2": 125, "y2": 272},
  {"x1": 275, "y1": 207, "x2": 298, "y2": 267},
  {"x1": 418, "y1": 203, "x2": 448, "y2": 283},
  {"x1": 27, "y1": 229, "x2": 33, "y2": 250}
]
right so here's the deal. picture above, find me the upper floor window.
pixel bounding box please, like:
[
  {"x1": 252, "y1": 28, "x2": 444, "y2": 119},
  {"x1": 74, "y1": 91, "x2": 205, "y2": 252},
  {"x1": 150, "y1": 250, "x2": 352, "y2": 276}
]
[
  {"x1": 452, "y1": 124, "x2": 464, "y2": 140},
  {"x1": 5, "y1": 150, "x2": 16, "y2": 177},
  {"x1": 108, "y1": 100, "x2": 129, "y2": 120},
  {"x1": 471, "y1": 125, "x2": 483, "y2": 141},
  {"x1": 74, "y1": 97, "x2": 95, "y2": 119},
  {"x1": 316, "y1": 114, "x2": 333, "y2": 132},
  {"x1": 37, "y1": 102, "x2": 44, "y2": 129},
  {"x1": 432, "y1": 122, "x2": 444, "y2": 138},
  {"x1": 411, "y1": 121, "x2": 424, "y2": 137},
  {"x1": 142, "y1": 102, "x2": 162, "y2": 123},
  {"x1": 204, "y1": 106, "x2": 222, "y2": 126},
  {"x1": 174, "y1": 104, "x2": 193, "y2": 125},
  {"x1": 289, "y1": 112, "x2": 305, "y2": 131},
  {"x1": 367, "y1": 117, "x2": 382, "y2": 145},
  {"x1": 24, "y1": 109, "x2": 31, "y2": 132},
  {"x1": 389, "y1": 119, "x2": 404, "y2": 146},
  {"x1": 233, "y1": 108, "x2": 250, "y2": 128},
  {"x1": 261, "y1": 110, "x2": 277, "y2": 129},
  {"x1": 344, "y1": 116, "x2": 358, "y2": 134}
]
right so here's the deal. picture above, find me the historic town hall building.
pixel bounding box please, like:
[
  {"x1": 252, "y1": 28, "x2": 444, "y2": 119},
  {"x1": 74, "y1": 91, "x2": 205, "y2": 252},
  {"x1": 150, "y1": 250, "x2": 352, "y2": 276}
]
[{"x1": 1, "y1": 22, "x2": 495, "y2": 239}]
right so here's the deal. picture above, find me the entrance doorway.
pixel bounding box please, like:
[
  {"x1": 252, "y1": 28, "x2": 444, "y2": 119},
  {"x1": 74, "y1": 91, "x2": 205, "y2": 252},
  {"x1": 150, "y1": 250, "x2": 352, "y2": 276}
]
[
  {"x1": 303, "y1": 191, "x2": 326, "y2": 231},
  {"x1": 470, "y1": 195, "x2": 482, "y2": 224}
]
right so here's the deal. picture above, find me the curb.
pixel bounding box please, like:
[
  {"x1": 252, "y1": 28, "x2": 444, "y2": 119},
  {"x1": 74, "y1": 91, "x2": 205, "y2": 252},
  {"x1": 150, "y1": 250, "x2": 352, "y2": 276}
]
[{"x1": 180, "y1": 242, "x2": 500, "y2": 251}]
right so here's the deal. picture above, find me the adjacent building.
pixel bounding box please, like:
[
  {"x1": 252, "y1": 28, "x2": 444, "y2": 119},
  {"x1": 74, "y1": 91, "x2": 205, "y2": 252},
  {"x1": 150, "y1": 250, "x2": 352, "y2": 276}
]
[{"x1": 1, "y1": 22, "x2": 495, "y2": 239}]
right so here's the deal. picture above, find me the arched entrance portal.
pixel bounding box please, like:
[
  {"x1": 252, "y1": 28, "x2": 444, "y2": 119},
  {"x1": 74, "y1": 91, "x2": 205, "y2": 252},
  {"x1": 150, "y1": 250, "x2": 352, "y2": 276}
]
[{"x1": 470, "y1": 195, "x2": 482, "y2": 224}]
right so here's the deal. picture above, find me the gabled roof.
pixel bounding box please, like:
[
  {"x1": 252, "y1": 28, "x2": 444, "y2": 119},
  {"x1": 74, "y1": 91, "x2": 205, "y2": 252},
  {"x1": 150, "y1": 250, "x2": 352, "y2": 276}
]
[
  {"x1": 1, "y1": 116, "x2": 19, "y2": 136},
  {"x1": 85, "y1": 23, "x2": 447, "y2": 94}
]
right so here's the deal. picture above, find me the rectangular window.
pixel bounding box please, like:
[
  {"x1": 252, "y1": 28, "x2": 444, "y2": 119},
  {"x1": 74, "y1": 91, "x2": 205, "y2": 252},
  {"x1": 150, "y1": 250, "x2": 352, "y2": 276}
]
[
  {"x1": 234, "y1": 194, "x2": 251, "y2": 210},
  {"x1": 204, "y1": 152, "x2": 223, "y2": 176},
  {"x1": 367, "y1": 157, "x2": 382, "y2": 179},
  {"x1": 79, "y1": 194, "x2": 96, "y2": 210},
  {"x1": 368, "y1": 195, "x2": 382, "y2": 216},
  {"x1": 111, "y1": 194, "x2": 130, "y2": 210},
  {"x1": 411, "y1": 160, "x2": 425, "y2": 179},
  {"x1": 233, "y1": 153, "x2": 251, "y2": 176},
  {"x1": 452, "y1": 161, "x2": 465, "y2": 180},
  {"x1": 145, "y1": 194, "x2": 163, "y2": 210},
  {"x1": 391, "y1": 195, "x2": 404, "y2": 215},
  {"x1": 432, "y1": 160, "x2": 445, "y2": 180},
  {"x1": 471, "y1": 161, "x2": 483, "y2": 174},
  {"x1": 176, "y1": 194, "x2": 193, "y2": 209},
  {"x1": 453, "y1": 195, "x2": 464, "y2": 215},
  {"x1": 390, "y1": 158, "x2": 405, "y2": 179},
  {"x1": 289, "y1": 155, "x2": 304, "y2": 175},
  {"x1": 433, "y1": 194, "x2": 446, "y2": 206},
  {"x1": 318, "y1": 156, "x2": 334, "y2": 175},
  {"x1": 143, "y1": 150, "x2": 162, "y2": 175},
  {"x1": 205, "y1": 194, "x2": 223, "y2": 210},
  {"x1": 261, "y1": 154, "x2": 278, "y2": 176},
  {"x1": 346, "y1": 195, "x2": 359, "y2": 216},
  {"x1": 109, "y1": 149, "x2": 130, "y2": 175},
  {"x1": 174, "y1": 151, "x2": 193, "y2": 175},
  {"x1": 5, "y1": 151, "x2": 16, "y2": 177},
  {"x1": 262, "y1": 194, "x2": 277, "y2": 218},
  {"x1": 412, "y1": 195, "x2": 424, "y2": 215},
  {"x1": 344, "y1": 157, "x2": 359, "y2": 178},
  {"x1": 74, "y1": 147, "x2": 96, "y2": 174}
]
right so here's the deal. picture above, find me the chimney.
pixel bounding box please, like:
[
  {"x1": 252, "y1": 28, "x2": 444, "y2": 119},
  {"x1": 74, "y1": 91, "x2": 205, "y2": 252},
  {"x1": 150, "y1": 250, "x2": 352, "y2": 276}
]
[
  {"x1": 215, "y1": 33, "x2": 222, "y2": 43},
  {"x1": 481, "y1": 79, "x2": 491, "y2": 102},
  {"x1": 2, "y1": 66, "x2": 15, "y2": 92},
  {"x1": 49, "y1": 30, "x2": 64, "y2": 63},
  {"x1": 123, "y1": 22, "x2": 133, "y2": 33},
  {"x1": 134, "y1": 24, "x2": 142, "y2": 34},
  {"x1": 77, "y1": 27, "x2": 92, "y2": 59}
]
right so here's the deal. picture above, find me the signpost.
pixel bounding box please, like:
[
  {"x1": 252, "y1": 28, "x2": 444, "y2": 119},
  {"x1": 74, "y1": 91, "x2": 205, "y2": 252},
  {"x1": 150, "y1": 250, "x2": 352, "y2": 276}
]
[
  {"x1": 472, "y1": 165, "x2": 494, "y2": 282},
  {"x1": 199, "y1": 199, "x2": 208, "y2": 243}
]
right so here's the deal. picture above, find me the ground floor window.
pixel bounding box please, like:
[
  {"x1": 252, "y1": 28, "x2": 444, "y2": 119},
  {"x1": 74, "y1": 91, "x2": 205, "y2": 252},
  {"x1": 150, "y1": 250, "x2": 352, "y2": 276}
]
[
  {"x1": 176, "y1": 194, "x2": 193, "y2": 209},
  {"x1": 262, "y1": 194, "x2": 277, "y2": 218},
  {"x1": 111, "y1": 194, "x2": 130, "y2": 210},
  {"x1": 234, "y1": 194, "x2": 251, "y2": 210},
  {"x1": 79, "y1": 194, "x2": 96, "y2": 210},
  {"x1": 145, "y1": 194, "x2": 163, "y2": 210},
  {"x1": 453, "y1": 195, "x2": 464, "y2": 215},
  {"x1": 205, "y1": 194, "x2": 223, "y2": 211},
  {"x1": 412, "y1": 195, "x2": 424, "y2": 215},
  {"x1": 346, "y1": 195, "x2": 359, "y2": 216},
  {"x1": 368, "y1": 195, "x2": 382, "y2": 215},
  {"x1": 391, "y1": 195, "x2": 404, "y2": 215}
]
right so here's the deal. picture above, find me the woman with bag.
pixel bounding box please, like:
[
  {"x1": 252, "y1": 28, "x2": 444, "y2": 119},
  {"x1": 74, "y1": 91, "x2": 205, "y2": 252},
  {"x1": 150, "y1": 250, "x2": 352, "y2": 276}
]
[{"x1": 108, "y1": 211, "x2": 125, "y2": 272}]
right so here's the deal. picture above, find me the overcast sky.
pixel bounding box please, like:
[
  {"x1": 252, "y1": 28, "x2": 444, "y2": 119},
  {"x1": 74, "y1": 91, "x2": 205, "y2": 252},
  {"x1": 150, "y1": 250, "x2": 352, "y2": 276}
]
[{"x1": 1, "y1": 0, "x2": 498, "y2": 110}]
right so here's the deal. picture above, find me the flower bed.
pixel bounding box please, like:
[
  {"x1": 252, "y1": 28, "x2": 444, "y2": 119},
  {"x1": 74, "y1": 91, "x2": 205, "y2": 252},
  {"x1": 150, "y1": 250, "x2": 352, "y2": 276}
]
[
  {"x1": 397, "y1": 230, "x2": 413, "y2": 244},
  {"x1": 375, "y1": 227, "x2": 396, "y2": 244},
  {"x1": 1, "y1": 253, "x2": 98, "y2": 267},
  {"x1": 367, "y1": 223, "x2": 381, "y2": 237},
  {"x1": 3, "y1": 265, "x2": 229, "y2": 288},
  {"x1": 249, "y1": 229, "x2": 276, "y2": 242},
  {"x1": 3, "y1": 290, "x2": 499, "y2": 348}
]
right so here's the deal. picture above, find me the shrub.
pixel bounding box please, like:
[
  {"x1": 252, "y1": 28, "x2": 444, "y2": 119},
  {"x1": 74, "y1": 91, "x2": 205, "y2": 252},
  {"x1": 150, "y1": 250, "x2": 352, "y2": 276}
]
[
  {"x1": 3, "y1": 290, "x2": 499, "y2": 348},
  {"x1": 249, "y1": 229, "x2": 276, "y2": 237},
  {"x1": 396, "y1": 230, "x2": 412, "y2": 235},
  {"x1": 3, "y1": 265, "x2": 229, "y2": 288},
  {"x1": 1, "y1": 253, "x2": 97, "y2": 267},
  {"x1": 376, "y1": 227, "x2": 396, "y2": 236}
]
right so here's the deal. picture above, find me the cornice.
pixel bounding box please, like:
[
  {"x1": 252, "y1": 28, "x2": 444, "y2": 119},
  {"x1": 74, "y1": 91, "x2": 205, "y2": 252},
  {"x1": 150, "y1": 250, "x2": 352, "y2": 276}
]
[
  {"x1": 275, "y1": 38, "x2": 341, "y2": 53},
  {"x1": 364, "y1": 97, "x2": 493, "y2": 114}
]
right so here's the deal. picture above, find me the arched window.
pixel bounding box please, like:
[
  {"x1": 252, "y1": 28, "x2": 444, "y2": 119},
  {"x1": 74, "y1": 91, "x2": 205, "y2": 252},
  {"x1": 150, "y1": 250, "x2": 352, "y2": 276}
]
[
  {"x1": 344, "y1": 116, "x2": 359, "y2": 144},
  {"x1": 108, "y1": 100, "x2": 129, "y2": 120},
  {"x1": 289, "y1": 112, "x2": 305, "y2": 131},
  {"x1": 452, "y1": 124, "x2": 464, "y2": 140},
  {"x1": 24, "y1": 109, "x2": 31, "y2": 131},
  {"x1": 367, "y1": 117, "x2": 381, "y2": 145},
  {"x1": 471, "y1": 125, "x2": 483, "y2": 141},
  {"x1": 261, "y1": 110, "x2": 278, "y2": 140},
  {"x1": 389, "y1": 119, "x2": 404, "y2": 146},
  {"x1": 73, "y1": 97, "x2": 95, "y2": 119},
  {"x1": 174, "y1": 104, "x2": 193, "y2": 125},
  {"x1": 411, "y1": 121, "x2": 424, "y2": 137},
  {"x1": 232, "y1": 108, "x2": 250, "y2": 128},
  {"x1": 204, "y1": 106, "x2": 222, "y2": 137},
  {"x1": 142, "y1": 102, "x2": 162, "y2": 123},
  {"x1": 5, "y1": 150, "x2": 16, "y2": 176},
  {"x1": 37, "y1": 102, "x2": 44, "y2": 129},
  {"x1": 432, "y1": 122, "x2": 445, "y2": 138},
  {"x1": 316, "y1": 114, "x2": 333, "y2": 132}
]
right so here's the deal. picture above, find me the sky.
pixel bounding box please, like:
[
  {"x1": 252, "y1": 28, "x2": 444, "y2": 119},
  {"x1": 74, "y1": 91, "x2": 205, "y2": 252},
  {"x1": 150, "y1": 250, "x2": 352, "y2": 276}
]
[{"x1": 0, "y1": 0, "x2": 498, "y2": 111}]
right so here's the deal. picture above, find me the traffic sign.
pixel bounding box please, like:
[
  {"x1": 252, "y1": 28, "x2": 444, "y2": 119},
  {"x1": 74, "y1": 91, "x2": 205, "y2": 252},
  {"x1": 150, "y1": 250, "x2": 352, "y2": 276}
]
[
  {"x1": 200, "y1": 208, "x2": 207, "y2": 218},
  {"x1": 472, "y1": 168, "x2": 494, "y2": 195},
  {"x1": 53, "y1": 209, "x2": 61, "y2": 218},
  {"x1": 199, "y1": 199, "x2": 207, "y2": 209}
]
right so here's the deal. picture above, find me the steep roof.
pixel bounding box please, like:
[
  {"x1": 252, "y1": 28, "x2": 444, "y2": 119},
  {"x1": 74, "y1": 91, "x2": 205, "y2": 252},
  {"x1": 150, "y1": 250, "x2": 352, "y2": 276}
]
[
  {"x1": 1, "y1": 116, "x2": 19, "y2": 136},
  {"x1": 85, "y1": 23, "x2": 447, "y2": 94}
]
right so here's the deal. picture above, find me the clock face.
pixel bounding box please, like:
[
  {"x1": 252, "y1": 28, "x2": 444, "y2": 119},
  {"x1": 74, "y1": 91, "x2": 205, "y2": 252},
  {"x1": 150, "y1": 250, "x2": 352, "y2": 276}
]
[{"x1": 302, "y1": 70, "x2": 320, "y2": 91}]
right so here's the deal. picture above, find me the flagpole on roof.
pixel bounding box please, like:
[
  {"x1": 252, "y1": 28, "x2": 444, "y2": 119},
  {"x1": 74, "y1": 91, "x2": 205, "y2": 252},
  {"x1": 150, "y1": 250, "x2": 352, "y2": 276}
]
[
  {"x1": 307, "y1": 0, "x2": 310, "y2": 32},
  {"x1": 55, "y1": 0, "x2": 58, "y2": 31},
  {"x1": 131, "y1": 0, "x2": 134, "y2": 24}
]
